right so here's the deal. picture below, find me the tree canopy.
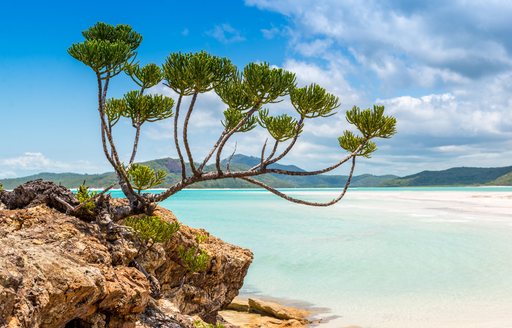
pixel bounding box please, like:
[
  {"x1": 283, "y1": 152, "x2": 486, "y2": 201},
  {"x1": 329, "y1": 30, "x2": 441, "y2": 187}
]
[{"x1": 68, "y1": 22, "x2": 396, "y2": 213}]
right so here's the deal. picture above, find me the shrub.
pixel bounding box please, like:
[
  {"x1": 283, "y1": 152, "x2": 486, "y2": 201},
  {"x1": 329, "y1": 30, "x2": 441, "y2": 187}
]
[
  {"x1": 124, "y1": 215, "x2": 179, "y2": 246},
  {"x1": 76, "y1": 183, "x2": 97, "y2": 215},
  {"x1": 178, "y1": 233, "x2": 210, "y2": 273}
]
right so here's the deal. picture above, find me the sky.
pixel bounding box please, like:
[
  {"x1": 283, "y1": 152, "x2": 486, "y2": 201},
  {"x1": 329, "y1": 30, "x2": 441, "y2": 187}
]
[{"x1": 1, "y1": 0, "x2": 511, "y2": 178}]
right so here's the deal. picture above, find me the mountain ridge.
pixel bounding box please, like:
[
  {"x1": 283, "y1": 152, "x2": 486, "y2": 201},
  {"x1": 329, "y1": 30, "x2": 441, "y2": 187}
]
[{"x1": 1, "y1": 155, "x2": 511, "y2": 189}]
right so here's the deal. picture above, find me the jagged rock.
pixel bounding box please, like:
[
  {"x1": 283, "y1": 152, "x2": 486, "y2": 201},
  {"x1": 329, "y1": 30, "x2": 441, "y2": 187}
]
[
  {"x1": 0, "y1": 185, "x2": 253, "y2": 327},
  {"x1": 0, "y1": 205, "x2": 149, "y2": 327},
  {"x1": 138, "y1": 207, "x2": 253, "y2": 323},
  {"x1": 0, "y1": 179, "x2": 79, "y2": 211}
]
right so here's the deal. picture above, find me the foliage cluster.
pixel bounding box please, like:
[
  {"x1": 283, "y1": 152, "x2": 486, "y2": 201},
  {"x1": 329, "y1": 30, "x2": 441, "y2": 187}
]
[
  {"x1": 178, "y1": 233, "x2": 210, "y2": 273},
  {"x1": 124, "y1": 215, "x2": 179, "y2": 245},
  {"x1": 76, "y1": 183, "x2": 97, "y2": 215},
  {"x1": 127, "y1": 164, "x2": 167, "y2": 194}
]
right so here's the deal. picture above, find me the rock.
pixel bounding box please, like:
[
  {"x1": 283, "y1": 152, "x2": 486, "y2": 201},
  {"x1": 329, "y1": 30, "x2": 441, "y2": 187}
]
[
  {"x1": 0, "y1": 187, "x2": 253, "y2": 327},
  {"x1": 219, "y1": 310, "x2": 307, "y2": 328},
  {"x1": 137, "y1": 207, "x2": 253, "y2": 323},
  {"x1": 226, "y1": 297, "x2": 250, "y2": 312},
  {"x1": 0, "y1": 205, "x2": 149, "y2": 327},
  {"x1": 0, "y1": 179, "x2": 79, "y2": 211},
  {"x1": 248, "y1": 298, "x2": 309, "y2": 322}
]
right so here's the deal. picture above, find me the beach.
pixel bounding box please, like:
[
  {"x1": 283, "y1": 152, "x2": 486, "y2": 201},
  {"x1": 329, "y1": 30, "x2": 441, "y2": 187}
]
[{"x1": 153, "y1": 187, "x2": 512, "y2": 328}]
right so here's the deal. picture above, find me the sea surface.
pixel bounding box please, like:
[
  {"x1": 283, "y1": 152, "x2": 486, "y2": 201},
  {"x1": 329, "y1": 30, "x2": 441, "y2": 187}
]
[{"x1": 111, "y1": 187, "x2": 512, "y2": 327}]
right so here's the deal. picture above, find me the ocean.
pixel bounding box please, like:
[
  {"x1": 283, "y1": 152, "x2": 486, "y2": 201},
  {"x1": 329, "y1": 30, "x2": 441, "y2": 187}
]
[{"x1": 112, "y1": 187, "x2": 512, "y2": 327}]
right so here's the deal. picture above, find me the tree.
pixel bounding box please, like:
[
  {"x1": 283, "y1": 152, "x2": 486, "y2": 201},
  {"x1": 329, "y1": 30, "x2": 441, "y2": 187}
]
[{"x1": 68, "y1": 22, "x2": 396, "y2": 214}]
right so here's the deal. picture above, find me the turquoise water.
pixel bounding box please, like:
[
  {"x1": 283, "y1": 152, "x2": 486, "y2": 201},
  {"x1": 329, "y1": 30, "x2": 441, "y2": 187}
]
[{"x1": 111, "y1": 188, "x2": 512, "y2": 327}]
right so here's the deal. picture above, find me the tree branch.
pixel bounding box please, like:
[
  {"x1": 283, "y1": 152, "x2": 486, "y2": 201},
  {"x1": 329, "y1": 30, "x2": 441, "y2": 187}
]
[
  {"x1": 173, "y1": 94, "x2": 187, "y2": 180},
  {"x1": 197, "y1": 130, "x2": 227, "y2": 172},
  {"x1": 183, "y1": 92, "x2": 199, "y2": 175},
  {"x1": 264, "y1": 118, "x2": 304, "y2": 167},
  {"x1": 251, "y1": 139, "x2": 278, "y2": 171},
  {"x1": 73, "y1": 184, "x2": 115, "y2": 212},
  {"x1": 239, "y1": 156, "x2": 357, "y2": 207},
  {"x1": 129, "y1": 124, "x2": 141, "y2": 165},
  {"x1": 215, "y1": 105, "x2": 260, "y2": 174},
  {"x1": 226, "y1": 142, "x2": 237, "y2": 173}
]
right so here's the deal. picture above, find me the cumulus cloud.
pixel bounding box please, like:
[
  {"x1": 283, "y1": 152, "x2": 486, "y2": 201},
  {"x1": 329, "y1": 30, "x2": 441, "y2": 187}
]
[
  {"x1": 0, "y1": 152, "x2": 101, "y2": 178},
  {"x1": 247, "y1": 0, "x2": 512, "y2": 87},
  {"x1": 243, "y1": 0, "x2": 512, "y2": 174},
  {"x1": 207, "y1": 24, "x2": 245, "y2": 43}
]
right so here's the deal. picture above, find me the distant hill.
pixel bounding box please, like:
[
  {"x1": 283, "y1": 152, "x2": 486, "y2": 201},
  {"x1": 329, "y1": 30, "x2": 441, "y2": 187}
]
[
  {"x1": 0, "y1": 155, "x2": 395, "y2": 189},
  {"x1": 383, "y1": 166, "x2": 512, "y2": 187},
  {"x1": 1, "y1": 155, "x2": 511, "y2": 189}
]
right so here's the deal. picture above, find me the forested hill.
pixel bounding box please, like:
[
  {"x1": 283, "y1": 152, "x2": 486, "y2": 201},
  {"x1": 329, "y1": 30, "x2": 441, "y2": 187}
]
[
  {"x1": 382, "y1": 166, "x2": 512, "y2": 187},
  {"x1": 1, "y1": 155, "x2": 511, "y2": 189}
]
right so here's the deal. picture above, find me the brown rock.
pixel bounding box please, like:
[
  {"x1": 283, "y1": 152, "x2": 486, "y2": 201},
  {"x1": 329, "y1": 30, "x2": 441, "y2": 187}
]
[
  {"x1": 0, "y1": 205, "x2": 149, "y2": 328},
  {"x1": 226, "y1": 297, "x2": 250, "y2": 312},
  {"x1": 138, "y1": 207, "x2": 253, "y2": 323},
  {"x1": 219, "y1": 310, "x2": 307, "y2": 328},
  {"x1": 248, "y1": 298, "x2": 309, "y2": 321}
]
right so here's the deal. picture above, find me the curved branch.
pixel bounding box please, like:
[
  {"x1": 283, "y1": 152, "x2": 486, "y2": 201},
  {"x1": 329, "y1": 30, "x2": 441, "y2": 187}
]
[
  {"x1": 215, "y1": 104, "x2": 261, "y2": 174},
  {"x1": 240, "y1": 156, "x2": 357, "y2": 207},
  {"x1": 173, "y1": 94, "x2": 186, "y2": 179},
  {"x1": 251, "y1": 139, "x2": 278, "y2": 171},
  {"x1": 266, "y1": 143, "x2": 364, "y2": 176},
  {"x1": 264, "y1": 118, "x2": 304, "y2": 167},
  {"x1": 183, "y1": 92, "x2": 199, "y2": 175}
]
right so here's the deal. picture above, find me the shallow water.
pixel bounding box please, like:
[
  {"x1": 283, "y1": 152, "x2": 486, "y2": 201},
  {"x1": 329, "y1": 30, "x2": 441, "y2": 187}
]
[{"x1": 112, "y1": 187, "x2": 512, "y2": 327}]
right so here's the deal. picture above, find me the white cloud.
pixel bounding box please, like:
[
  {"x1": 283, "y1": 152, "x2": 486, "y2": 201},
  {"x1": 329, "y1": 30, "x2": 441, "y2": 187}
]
[
  {"x1": 0, "y1": 152, "x2": 101, "y2": 178},
  {"x1": 207, "y1": 24, "x2": 245, "y2": 43}
]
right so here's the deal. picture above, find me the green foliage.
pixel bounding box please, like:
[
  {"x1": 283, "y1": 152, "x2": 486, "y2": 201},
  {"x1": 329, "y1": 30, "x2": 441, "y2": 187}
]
[
  {"x1": 122, "y1": 91, "x2": 174, "y2": 126},
  {"x1": 338, "y1": 105, "x2": 397, "y2": 158},
  {"x1": 193, "y1": 321, "x2": 224, "y2": 328},
  {"x1": 127, "y1": 164, "x2": 167, "y2": 193},
  {"x1": 105, "y1": 98, "x2": 125, "y2": 127},
  {"x1": 162, "y1": 51, "x2": 235, "y2": 95},
  {"x1": 178, "y1": 233, "x2": 210, "y2": 273},
  {"x1": 222, "y1": 108, "x2": 257, "y2": 132},
  {"x1": 76, "y1": 183, "x2": 98, "y2": 214},
  {"x1": 290, "y1": 83, "x2": 339, "y2": 119},
  {"x1": 242, "y1": 62, "x2": 296, "y2": 104},
  {"x1": 125, "y1": 63, "x2": 163, "y2": 89},
  {"x1": 338, "y1": 131, "x2": 377, "y2": 158},
  {"x1": 0, "y1": 182, "x2": 4, "y2": 192},
  {"x1": 68, "y1": 22, "x2": 142, "y2": 78},
  {"x1": 215, "y1": 75, "x2": 254, "y2": 111},
  {"x1": 124, "y1": 215, "x2": 179, "y2": 244},
  {"x1": 346, "y1": 105, "x2": 397, "y2": 139},
  {"x1": 258, "y1": 109, "x2": 302, "y2": 141}
]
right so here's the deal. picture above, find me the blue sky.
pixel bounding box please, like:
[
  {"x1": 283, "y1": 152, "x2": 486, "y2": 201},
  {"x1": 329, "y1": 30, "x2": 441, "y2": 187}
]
[{"x1": 1, "y1": 0, "x2": 511, "y2": 178}]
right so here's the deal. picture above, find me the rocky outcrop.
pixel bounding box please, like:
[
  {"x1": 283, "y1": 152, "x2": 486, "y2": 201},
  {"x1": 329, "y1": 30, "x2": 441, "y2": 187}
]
[
  {"x1": 0, "y1": 179, "x2": 78, "y2": 212},
  {"x1": 0, "y1": 180, "x2": 254, "y2": 328},
  {"x1": 138, "y1": 207, "x2": 253, "y2": 323},
  {"x1": 0, "y1": 205, "x2": 150, "y2": 328}
]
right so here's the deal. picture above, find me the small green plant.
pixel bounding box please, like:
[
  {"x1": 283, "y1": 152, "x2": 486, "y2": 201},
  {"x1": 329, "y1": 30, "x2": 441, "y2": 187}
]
[
  {"x1": 125, "y1": 215, "x2": 179, "y2": 250},
  {"x1": 127, "y1": 164, "x2": 167, "y2": 194},
  {"x1": 0, "y1": 182, "x2": 4, "y2": 192},
  {"x1": 193, "y1": 320, "x2": 224, "y2": 328},
  {"x1": 178, "y1": 233, "x2": 210, "y2": 273},
  {"x1": 76, "y1": 182, "x2": 98, "y2": 215}
]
